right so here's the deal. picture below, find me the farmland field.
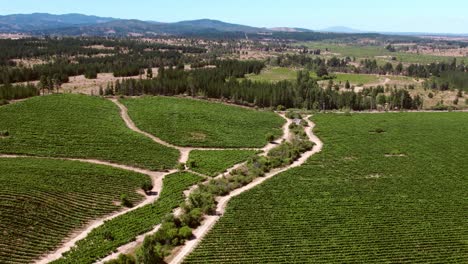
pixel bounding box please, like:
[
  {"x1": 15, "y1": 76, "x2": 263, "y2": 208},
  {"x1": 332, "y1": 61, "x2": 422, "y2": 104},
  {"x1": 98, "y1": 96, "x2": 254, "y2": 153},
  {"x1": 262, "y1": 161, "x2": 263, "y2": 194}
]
[
  {"x1": 245, "y1": 67, "x2": 318, "y2": 82},
  {"x1": 54, "y1": 171, "x2": 204, "y2": 264},
  {"x1": 0, "y1": 94, "x2": 179, "y2": 170},
  {"x1": 185, "y1": 112, "x2": 468, "y2": 263},
  {"x1": 0, "y1": 157, "x2": 151, "y2": 264},
  {"x1": 121, "y1": 96, "x2": 285, "y2": 148},
  {"x1": 333, "y1": 73, "x2": 380, "y2": 85},
  {"x1": 297, "y1": 42, "x2": 466, "y2": 64},
  {"x1": 187, "y1": 149, "x2": 258, "y2": 177}
]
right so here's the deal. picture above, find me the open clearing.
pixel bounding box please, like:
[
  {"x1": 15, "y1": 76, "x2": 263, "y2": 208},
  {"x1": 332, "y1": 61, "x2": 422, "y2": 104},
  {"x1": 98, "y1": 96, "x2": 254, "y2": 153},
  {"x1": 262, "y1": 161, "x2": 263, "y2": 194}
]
[
  {"x1": 245, "y1": 67, "x2": 318, "y2": 82},
  {"x1": 121, "y1": 96, "x2": 285, "y2": 148},
  {"x1": 0, "y1": 94, "x2": 179, "y2": 170},
  {"x1": 0, "y1": 157, "x2": 151, "y2": 264},
  {"x1": 185, "y1": 112, "x2": 468, "y2": 263},
  {"x1": 332, "y1": 73, "x2": 380, "y2": 85}
]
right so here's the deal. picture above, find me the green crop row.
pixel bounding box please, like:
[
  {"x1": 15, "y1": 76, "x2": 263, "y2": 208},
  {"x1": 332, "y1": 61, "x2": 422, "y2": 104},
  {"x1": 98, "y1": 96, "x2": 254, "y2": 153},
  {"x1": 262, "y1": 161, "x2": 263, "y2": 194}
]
[
  {"x1": 0, "y1": 94, "x2": 179, "y2": 170},
  {"x1": 185, "y1": 112, "x2": 468, "y2": 263},
  {"x1": 53, "y1": 172, "x2": 203, "y2": 264},
  {"x1": 187, "y1": 149, "x2": 258, "y2": 177},
  {"x1": 0, "y1": 157, "x2": 151, "y2": 264},
  {"x1": 121, "y1": 96, "x2": 285, "y2": 148}
]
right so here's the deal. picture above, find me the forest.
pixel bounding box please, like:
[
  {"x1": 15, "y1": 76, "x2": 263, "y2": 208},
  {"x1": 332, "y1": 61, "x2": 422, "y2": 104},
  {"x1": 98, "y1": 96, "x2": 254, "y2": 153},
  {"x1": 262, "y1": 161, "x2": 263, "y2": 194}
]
[{"x1": 108, "y1": 60, "x2": 422, "y2": 110}]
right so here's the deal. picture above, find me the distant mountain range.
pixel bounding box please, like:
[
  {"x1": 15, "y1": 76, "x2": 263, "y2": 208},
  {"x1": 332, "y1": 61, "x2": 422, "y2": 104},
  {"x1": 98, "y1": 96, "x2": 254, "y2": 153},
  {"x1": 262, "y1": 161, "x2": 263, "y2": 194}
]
[
  {"x1": 319, "y1": 26, "x2": 364, "y2": 34},
  {"x1": 0, "y1": 13, "x2": 465, "y2": 37}
]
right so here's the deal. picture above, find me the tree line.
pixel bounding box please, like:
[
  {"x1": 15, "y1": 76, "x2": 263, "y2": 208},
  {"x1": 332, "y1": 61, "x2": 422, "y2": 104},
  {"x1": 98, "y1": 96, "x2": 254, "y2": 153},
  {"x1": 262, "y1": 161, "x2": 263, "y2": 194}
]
[{"x1": 105, "y1": 60, "x2": 422, "y2": 111}]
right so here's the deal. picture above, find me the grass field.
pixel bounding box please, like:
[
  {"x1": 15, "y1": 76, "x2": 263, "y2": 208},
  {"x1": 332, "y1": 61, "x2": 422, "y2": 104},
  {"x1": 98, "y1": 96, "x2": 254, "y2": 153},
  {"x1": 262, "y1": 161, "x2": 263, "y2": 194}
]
[
  {"x1": 298, "y1": 42, "x2": 465, "y2": 64},
  {"x1": 121, "y1": 96, "x2": 285, "y2": 148},
  {"x1": 54, "y1": 172, "x2": 204, "y2": 264},
  {"x1": 0, "y1": 94, "x2": 179, "y2": 170},
  {"x1": 245, "y1": 67, "x2": 318, "y2": 82},
  {"x1": 187, "y1": 150, "x2": 258, "y2": 177},
  {"x1": 185, "y1": 113, "x2": 468, "y2": 263},
  {"x1": 0, "y1": 157, "x2": 151, "y2": 264},
  {"x1": 333, "y1": 73, "x2": 380, "y2": 85}
]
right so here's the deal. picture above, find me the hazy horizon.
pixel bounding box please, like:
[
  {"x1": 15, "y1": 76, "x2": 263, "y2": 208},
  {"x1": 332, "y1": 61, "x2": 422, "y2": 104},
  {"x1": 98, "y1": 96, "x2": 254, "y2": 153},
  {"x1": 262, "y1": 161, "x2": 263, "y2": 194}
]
[{"x1": 1, "y1": 0, "x2": 467, "y2": 34}]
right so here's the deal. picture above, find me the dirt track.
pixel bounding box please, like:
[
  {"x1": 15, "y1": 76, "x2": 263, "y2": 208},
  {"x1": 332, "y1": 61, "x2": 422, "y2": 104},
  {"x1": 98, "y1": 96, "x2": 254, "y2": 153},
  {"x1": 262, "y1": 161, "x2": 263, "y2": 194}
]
[
  {"x1": 0, "y1": 154, "x2": 176, "y2": 264},
  {"x1": 168, "y1": 116, "x2": 323, "y2": 264}
]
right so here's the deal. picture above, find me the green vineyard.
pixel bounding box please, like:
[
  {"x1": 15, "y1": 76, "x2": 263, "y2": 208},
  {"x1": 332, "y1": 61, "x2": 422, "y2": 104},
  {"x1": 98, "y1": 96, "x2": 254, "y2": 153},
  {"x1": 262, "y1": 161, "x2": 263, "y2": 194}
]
[
  {"x1": 0, "y1": 94, "x2": 179, "y2": 170},
  {"x1": 185, "y1": 113, "x2": 468, "y2": 263},
  {"x1": 0, "y1": 157, "x2": 151, "y2": 264},
  {"x1": 187, "y1": 149, "x2": 258, "y2": 177},
  {"x1": 54, "y1": 172, "x2": 204, "y2": 264},
  {"x1": 121, "y1": 96, "x2": 285, "y2": 148}
]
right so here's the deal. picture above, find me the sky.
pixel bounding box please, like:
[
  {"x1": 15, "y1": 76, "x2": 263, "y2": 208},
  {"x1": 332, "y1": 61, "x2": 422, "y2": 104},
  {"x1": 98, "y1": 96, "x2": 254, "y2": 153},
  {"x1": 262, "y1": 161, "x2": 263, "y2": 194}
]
[{"x1": 0, "y1": 0, "x2": 467, "y2": 34}]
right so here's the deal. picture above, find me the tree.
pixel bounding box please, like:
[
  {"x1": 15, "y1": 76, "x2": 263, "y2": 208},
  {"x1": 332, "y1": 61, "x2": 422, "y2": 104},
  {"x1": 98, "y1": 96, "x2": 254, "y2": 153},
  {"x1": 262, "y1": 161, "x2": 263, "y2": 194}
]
[
  {"x1": 181, "y1": 208, "x2": 203, "y2": 228},
  {"x1": 136, "y1": 236, "x2": 163, "y2": 264},
  {"x1": 147, "y1": 67, "x2": 153, "y2": 79},
  {"x1": 316, "y1": 65, "x2": 328, "y2": 77},
  {"x1": 396, "y1": 63, "x2": 403, "y2": 74},
  {"x1": 52, "y1": 74, "x2": 62, "y2": 93},
  {"x1": 345, "y1": 80, "x2": 351, "y2": 89},
  {"x1": 39, "y1": 75, "x2": 48, "y2": 95},
  {"x1": 178, "y1": 226, "x2": 193, "y2": 240}
]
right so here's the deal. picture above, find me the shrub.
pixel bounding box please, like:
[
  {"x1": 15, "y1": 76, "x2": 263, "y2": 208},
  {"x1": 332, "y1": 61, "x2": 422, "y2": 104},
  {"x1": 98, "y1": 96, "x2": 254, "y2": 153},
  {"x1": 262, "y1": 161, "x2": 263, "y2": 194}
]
[
  {"x1": 180, "y1": 208, "x2": 203, "y2": 228},
  {"x1": 176, "y1": 163, "x2": 186, "y2": 171},
  {"x1": 178, "y1": 226, "x2": 193, "y2": 240},
  {"x1": 105, "y1": 254, "x2": 136, "y2": 264},
  {"x1": 265, "y1": 133, "x2": 275, "y2": 143},
  {"x1": 188, "y1": 160, "x2": 197, "y2": 168},
  {"x1": 375, "y1": 128, "x2": 385, "y2": 134},
  {"x1": 141, "y1": 182, "x2": 153, "y2": 194},
  {"x1": 102, "y1": 230, "x2": 114, "y2": 241},
  {"x1": 120, "y1": 194, "x2": 133, "y2": 208},
  {"x1": 428, "y1": 93, "x2": 434, "y2": 99},
  {"x1": 276, "y1": 105, "x2": 286, "y2": 111}
]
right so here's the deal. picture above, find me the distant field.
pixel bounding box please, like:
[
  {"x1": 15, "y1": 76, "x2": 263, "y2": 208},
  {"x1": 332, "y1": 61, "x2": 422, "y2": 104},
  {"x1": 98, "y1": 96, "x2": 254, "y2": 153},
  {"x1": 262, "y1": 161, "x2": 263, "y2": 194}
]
[
  {"x1": 121, "y1": 96, "x2": 284, "y2": 148},
  {"x1": 0, "y1": 94, "x2": 179, "y2": 170},
  {"x1": 186, "y1": 113, "x2": 468, "y2": 263},
  {"x1": 333, "y1": 73, "x2": 380, "y2": 85},
  {"x1": 54, "y1": 171, "x2": 204, "y2": 264},
  {"x1": 246, "y1": 67, "x2": 318, "y2": 82},
  {"x1": 188, "y1": 149, "x2": 258, "y2": 177},
  {"x1": 0, "y1": 157, "x2": 150, "y2": 264},
  {"x1": 298, "y1": 42, "x2": 465, "y2": 64}
]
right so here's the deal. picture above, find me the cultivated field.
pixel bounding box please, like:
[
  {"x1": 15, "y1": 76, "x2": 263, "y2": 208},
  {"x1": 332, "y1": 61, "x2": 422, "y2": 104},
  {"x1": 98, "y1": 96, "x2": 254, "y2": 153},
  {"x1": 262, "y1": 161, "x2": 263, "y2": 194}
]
[
  {"x1": 297, "y1": 42, "x2": 467, "y2": 64},
  {"x1": 0, "y1": 157, "x2": 151, "y2": 264},
  {"x1": 187, "y1": 150, "x2": 258, "y2": 177},
  {"x1": 121, "y1": 96, "x2": 285, "y2": 148},
  {"x1": 54, "y1": 172, "x2": 204, "y2": 264},
  {"x1": 185, "y1": 112, "x2": 468, "y2": 263},
  {"x1": 0, "y1": 94, "x2": 179, "y2": 170}
]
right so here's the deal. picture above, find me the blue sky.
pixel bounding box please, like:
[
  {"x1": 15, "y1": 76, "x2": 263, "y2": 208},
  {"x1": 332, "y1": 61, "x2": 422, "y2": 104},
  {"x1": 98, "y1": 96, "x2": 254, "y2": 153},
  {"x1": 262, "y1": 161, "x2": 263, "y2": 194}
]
[{"x1": 0, "y1": 0, "x2": 467, "y2": 33}]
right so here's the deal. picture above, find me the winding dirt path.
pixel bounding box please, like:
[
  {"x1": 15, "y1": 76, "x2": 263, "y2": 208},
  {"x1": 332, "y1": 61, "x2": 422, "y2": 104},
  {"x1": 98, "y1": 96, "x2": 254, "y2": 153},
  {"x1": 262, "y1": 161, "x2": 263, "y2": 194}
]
[
  {"x1": 0, "y1": 154, "x2": 176, "y2": 264},
  {"x1": 169, "y1": 116, "x2": 323, "y2": 264},
  {"x1": 110, "y1": 99, "x2": 261, "y2": 164},
  {"x1": 96, "y1": 113, "x2": 292, "y2": 263},
  {"x1": 3, "y1": 99, "x2": 291, "y2": 264}
]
